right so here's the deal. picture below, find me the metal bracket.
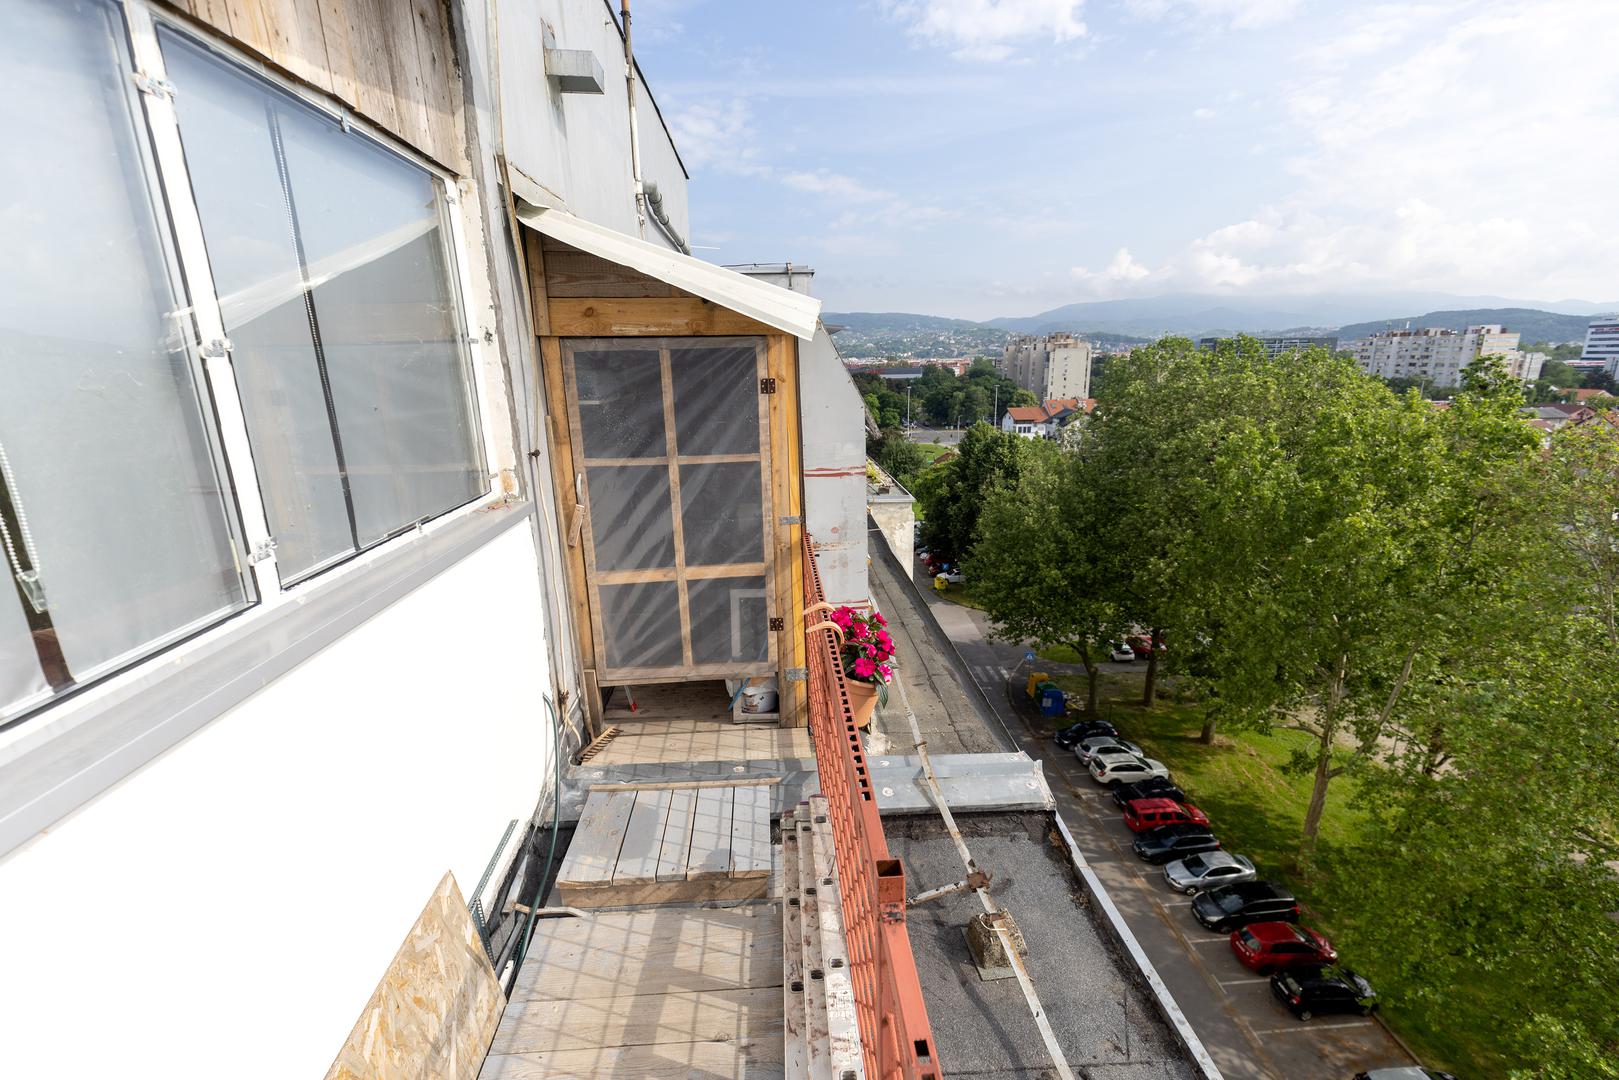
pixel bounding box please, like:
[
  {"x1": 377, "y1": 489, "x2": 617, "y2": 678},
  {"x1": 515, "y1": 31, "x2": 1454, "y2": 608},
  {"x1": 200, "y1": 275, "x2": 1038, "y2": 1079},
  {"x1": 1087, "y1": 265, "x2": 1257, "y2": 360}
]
[
  {"x1": 200, "y1": 337, "x2": 233, "y2": 359},
  {"x1": 15, "y1": 570, "x2": 47, "y2": 615},
  {"x1": 248, "y1": 538, "x2": 277, "y2": 565},
  {"x1": 779, "y1": 514, "x2": 801, "y2": 525},
  {"x1": 784, "y1": 667, "x2": 807, "y2": 682},
  {"x1": 759, "y1": 377, "x2": 778, "y2": 395},
  {"x1": 769, "y1": 617, "x2": 785, "y2": 632},
  {"x1": 132, "y1": 72, "x2": 176, "y2": 100}
]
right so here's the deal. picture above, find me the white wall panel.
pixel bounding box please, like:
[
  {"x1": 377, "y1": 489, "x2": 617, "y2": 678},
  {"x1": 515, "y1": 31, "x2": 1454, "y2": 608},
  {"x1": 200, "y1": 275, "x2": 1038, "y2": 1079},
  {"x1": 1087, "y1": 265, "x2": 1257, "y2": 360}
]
[{"x1": 0, "y1": 524, "x2": 554, "y2": 1080}]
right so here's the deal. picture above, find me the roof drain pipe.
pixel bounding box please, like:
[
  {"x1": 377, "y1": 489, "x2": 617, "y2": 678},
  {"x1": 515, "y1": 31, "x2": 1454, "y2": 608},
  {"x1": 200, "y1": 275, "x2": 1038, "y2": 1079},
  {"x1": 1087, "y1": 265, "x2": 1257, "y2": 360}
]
[
  {"x1": 892, "y1": 672, "x2": 1078, "y2": 1080},
  {"x1": 620, "y1": 0, "x2": 648, "y2": 240},
  {"x1": 645, "y1": 181, "x2": 691, "y2": 255}
]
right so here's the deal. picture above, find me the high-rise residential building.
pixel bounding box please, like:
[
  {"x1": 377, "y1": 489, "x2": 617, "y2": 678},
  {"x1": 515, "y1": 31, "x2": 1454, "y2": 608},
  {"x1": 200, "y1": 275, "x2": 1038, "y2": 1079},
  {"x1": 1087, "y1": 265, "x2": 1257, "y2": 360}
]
[
  {"x1": 1579, "y1": 315, "x2": 1619, "y2": 375},
  {"x1": 999, "y1": 333, "x2": 1093, "y2": 400},
  {"x1": 1346, "y1": 324, "x2": 1529, "y2": 385},
  {"x1": 1197, "y1": 335, "x2": 1339, "y2": 356}
]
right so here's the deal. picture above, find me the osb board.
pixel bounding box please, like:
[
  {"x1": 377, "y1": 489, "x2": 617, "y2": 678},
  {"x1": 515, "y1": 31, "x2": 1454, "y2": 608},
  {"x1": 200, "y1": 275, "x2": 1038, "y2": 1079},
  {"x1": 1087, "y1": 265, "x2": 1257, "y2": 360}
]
[{"x1": 324, "y1": 872, "x2": 503, "y2": 1080}]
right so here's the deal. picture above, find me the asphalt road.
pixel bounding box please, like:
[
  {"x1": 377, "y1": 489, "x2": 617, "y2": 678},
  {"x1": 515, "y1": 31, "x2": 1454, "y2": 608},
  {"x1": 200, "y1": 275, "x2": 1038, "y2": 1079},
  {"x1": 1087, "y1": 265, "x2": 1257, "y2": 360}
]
[
  {"x1": 914, "y1": 566, "x2": 1420, "y2": 1080},
  {"x1": 905, "y1": 426, "x2": 965, "y2": 447}
]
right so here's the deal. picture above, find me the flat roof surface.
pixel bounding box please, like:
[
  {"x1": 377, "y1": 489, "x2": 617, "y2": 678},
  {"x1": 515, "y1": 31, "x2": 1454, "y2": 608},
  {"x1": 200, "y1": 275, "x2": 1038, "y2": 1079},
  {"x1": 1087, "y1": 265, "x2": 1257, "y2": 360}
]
[{"x1": 887, "y1": 812, "x2": 1199, "y2": 1080}]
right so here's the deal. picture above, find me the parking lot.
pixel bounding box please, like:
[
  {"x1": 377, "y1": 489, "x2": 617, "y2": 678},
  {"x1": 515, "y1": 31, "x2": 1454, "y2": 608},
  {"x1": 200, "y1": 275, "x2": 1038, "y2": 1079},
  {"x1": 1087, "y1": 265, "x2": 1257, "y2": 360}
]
[{"x1": 919, "y1": 585, "x2": 1419, "y2": 1080}]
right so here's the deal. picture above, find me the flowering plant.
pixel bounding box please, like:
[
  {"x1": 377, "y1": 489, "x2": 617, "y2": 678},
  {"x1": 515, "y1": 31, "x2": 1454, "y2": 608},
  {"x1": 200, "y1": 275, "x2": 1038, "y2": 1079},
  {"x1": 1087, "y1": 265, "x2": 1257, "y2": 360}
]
[{"x1": 829, "y1": 604, "x2": 895, "y2": 703}]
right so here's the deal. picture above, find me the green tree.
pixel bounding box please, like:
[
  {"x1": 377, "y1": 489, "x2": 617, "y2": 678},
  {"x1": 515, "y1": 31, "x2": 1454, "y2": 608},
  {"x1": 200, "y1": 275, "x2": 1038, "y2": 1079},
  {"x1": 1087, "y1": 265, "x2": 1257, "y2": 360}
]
[
  {"x1": 916, "y1": 423, "x2": 1032, "y2": 563},
  {"x1": 967, "y1": 446, "x2": 1117, "y2": 712}
]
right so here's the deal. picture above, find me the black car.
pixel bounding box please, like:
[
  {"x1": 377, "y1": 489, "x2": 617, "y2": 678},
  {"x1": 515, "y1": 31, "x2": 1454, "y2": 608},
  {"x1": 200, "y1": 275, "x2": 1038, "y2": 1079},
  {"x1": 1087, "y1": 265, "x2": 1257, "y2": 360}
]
[
  {"x1": 1053, "y1": 719, "x2": 1117, "y2": 749},
  {"x1": 1131, "y1": 823, "x2": 1221, "y2": 864},
  {"x1": 1353, "y1": 1069, "x2": 1459, "y2": 1080},
  {"x1": 1110, "y1": 777, "x2": 1187, "y2": 808},
  {"x1": 1191, "y1": 881, "x2": 1299, "y2": 932},
  {"x1": 1271, "y1": 966, "x2": 1377, "y2": 1020}
]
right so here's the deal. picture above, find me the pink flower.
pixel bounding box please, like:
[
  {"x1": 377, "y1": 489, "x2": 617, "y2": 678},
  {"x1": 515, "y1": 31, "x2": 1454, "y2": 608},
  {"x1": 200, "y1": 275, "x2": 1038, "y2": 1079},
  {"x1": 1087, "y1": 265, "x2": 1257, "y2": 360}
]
[
  {"x1": 876, "y1": 663, "x2": 892, "y2": 682},
  {"x1": 831, "y1": 607, "x2": 854, "y2": 629},
  {"x1": 850, "y1": 621, "x2": 869, "y2": 640},
  {"x1": 876, "y1": 630, "x2": 893, "y2": 650},
  {"x1": 864, "y1": 645, "x2": 878, "y2": 658},
  {"x1": 873, "y1": 612, "x2": 887, "y2": 626},
  {"x1": 853, "y1": 657, "x2": 876, "y2": 679}
]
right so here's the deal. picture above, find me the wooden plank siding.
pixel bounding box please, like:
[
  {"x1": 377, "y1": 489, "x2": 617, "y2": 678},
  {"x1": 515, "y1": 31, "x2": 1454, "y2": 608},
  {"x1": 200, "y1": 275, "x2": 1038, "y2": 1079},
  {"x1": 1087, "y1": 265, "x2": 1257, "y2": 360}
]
[{"x1": 159, "y1": 0, "x2": 467, "y2": 173}]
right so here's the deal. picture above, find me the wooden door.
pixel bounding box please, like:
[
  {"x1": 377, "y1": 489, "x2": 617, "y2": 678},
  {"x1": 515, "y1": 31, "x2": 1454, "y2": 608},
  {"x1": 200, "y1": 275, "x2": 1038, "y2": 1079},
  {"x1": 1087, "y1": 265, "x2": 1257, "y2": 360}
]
[{"x1": 561, "y1": 337, "x2": 776, "y2": 683}]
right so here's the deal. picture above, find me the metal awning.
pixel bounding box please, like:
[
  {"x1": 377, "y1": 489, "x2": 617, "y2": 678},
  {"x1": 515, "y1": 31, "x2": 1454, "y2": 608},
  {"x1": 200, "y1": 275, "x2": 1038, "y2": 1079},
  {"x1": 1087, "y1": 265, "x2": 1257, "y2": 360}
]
[{"x1": 517, "y1": 204, "x2": 822, "y2": 340}]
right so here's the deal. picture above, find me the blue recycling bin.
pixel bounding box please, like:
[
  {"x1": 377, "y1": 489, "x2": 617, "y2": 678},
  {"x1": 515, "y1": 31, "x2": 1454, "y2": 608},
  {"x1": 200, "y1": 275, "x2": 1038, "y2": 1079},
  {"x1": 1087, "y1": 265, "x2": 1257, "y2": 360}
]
[{"x1": 1039, "y1": 686, "x2": 1066, "y2": 718}]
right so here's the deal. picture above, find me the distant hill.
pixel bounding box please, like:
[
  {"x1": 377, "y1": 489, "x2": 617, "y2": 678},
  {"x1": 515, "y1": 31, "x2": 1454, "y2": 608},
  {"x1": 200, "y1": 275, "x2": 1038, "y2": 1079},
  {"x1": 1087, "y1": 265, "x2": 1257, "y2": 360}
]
[
  {"x1": 823, "y1": 311, "x2": 984, "y2": 333},
  {"x1": 1335, "y1": 308, "x2": 1598, "y2": 344}
]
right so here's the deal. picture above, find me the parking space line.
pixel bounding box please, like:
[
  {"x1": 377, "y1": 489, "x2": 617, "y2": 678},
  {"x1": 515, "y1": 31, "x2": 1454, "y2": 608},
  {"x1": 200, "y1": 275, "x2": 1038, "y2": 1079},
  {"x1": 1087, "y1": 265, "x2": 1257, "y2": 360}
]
[
  {"x1": 1216, "y1": 976, "x2": 1268, "y2": 986},
  {"x1": 1249, "y1": 1021, "x2": 1375, "y2": 1036}
]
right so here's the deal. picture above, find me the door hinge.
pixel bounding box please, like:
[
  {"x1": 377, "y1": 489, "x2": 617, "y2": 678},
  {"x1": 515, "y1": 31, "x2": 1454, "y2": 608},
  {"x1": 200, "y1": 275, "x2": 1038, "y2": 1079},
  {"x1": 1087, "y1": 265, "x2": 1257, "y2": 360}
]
[
  {"x1": 248, "y1": 538, "x2": 277, "y2": 565},
  {"x1": 784, "y1": 667, "x2": 808, "y2": 682},
  {"x1": 769, "y1": 617, "x2": 785, "y2": 632},
  {"x1": 759, "y1": 377, "x2": 777, "y2": 395},
  {"x1": 779, "y1": 514, "x2": 801, "y2": 525},
  {"x1": 133, "y1": 72, "x2": 176, "y2": 100},
  {"x1": 200, "y1": 337, "x2": 233, "y2": 359}
]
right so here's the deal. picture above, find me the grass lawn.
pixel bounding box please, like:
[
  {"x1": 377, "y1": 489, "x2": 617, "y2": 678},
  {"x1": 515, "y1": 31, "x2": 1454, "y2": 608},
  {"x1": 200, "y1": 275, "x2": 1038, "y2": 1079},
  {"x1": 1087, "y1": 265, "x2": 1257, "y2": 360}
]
[
  {"x1": 913, "y1": 442, "x2": 952, "y2": 464},
  {"x1": 1042, "y1": 672, "x2": 1495, "y2": 1077},
  {"x1": 929, "y1": 580, "x2": 986, "y2": 610}
]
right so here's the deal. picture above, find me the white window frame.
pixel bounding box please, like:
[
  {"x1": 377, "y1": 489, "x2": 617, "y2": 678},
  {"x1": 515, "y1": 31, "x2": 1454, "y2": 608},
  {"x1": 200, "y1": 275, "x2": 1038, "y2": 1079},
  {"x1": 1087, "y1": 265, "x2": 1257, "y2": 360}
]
[
  {"x1": 2, "y1": 0, "x2": 503, "y2": 738},
  {"x1": 125, "y1": 0, "x2": 502, "y2": 599}
]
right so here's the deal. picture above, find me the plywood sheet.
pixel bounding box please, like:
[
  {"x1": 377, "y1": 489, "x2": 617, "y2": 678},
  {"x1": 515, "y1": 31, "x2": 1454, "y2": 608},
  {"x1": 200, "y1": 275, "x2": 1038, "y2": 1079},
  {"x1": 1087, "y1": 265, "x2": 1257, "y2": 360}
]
[
  {"x1": 490, "y1": 987, "x2": 781, "y2": 1055},
  {"x1": 481, "y1": 1037, "x2": 784, "y2": 1080},
  {"x1": 324, "y1": 872, "x2": 502, "y2": 1080}
]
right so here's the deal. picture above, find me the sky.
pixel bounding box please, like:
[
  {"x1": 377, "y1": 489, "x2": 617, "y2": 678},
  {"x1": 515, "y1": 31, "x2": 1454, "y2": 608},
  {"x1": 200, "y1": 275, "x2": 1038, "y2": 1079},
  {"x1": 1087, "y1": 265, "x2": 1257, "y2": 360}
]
[{"x1": 631, "y1": 0, "x2": 1619, "y2": 320}]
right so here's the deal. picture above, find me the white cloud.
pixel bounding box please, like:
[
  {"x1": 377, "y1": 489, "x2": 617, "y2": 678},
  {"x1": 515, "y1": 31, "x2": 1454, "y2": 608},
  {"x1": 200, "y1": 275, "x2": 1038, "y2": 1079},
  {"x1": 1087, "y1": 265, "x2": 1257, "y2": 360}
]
[
  {"x1": 781, "y1": 171, "x2": 894, "y2": 203},
  {"x1": 1191, "y1": 106, "x2": 1216, "y2": 119},
  {"x1": 1125, "y1": 0, "x2": 1301, "y2": 30},
  {"x1": 1080, "y1": 0, "x2": 1619, "y2": 300},
  {"x1": 666, "y1": 97, "x2": 768, "y2": 176},
  {"x1": 880, "y1": 0, "x2": 1086, "y2": 60},
  {"x1": 1071, "y1": 247, "x2": 1152, "y2": 287}
]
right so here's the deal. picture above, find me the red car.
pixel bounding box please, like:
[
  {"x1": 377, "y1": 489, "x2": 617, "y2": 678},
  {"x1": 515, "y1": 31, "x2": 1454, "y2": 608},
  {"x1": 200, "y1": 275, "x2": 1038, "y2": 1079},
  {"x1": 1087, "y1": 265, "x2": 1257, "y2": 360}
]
[
  {"x1": 1230, "y1": 921, "x2": 1338, "y2": 974},
  {"x1": 1127, "y1": 633, "x2": 1166, "y2": 659},
  {"x1": 1122, "y1": 798, "x2": 1209, "y2": 833}
]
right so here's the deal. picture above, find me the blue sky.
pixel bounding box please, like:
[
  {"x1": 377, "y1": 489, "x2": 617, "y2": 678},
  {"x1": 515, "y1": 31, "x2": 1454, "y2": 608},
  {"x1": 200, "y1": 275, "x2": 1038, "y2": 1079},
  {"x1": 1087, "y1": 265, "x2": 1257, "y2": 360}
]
[{"x1": 634, "y1": 1, "x2": 1619, "y2": 320}]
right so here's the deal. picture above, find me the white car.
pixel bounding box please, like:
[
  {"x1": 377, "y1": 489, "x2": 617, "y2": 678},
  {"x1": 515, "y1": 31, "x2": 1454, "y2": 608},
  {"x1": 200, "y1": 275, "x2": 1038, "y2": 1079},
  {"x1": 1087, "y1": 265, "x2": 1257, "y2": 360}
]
[
  {"x1": 935, "y1": 570, "x2": 964, "y2": 584},
  {"x1": 1162, "y1": 852, "x2": 1257, "y2": 895},
  {"x1": 1090, "y1": 754, "x2": 1170, "y2": 785},
  {"x1": 1074, "y1": 736, "x2": 1144, "y2": 766},
  {"x1": 1108, "y1": 643, "x2": 1136, "y2": 662}
]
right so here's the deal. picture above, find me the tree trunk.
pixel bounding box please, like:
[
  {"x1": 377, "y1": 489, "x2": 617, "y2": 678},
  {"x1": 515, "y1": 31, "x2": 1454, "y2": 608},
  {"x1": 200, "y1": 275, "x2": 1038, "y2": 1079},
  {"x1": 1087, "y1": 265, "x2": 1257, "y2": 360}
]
[
  {"x1": 1302, "y1": 654, "x2": 1348, "y2": 852},
  {"x1": 1199, "y1": 716, "x2": 1217, "y2": 744},
  {"x1": 1141, "y1": 627, "x2": 1161, "y2": 705},
  {"x1": 1077, "y1": 642, "x2": 1100, "y2": 715},
  {"x1": 1421, "y1": 722, "x2": 1447, "y2": 778}
]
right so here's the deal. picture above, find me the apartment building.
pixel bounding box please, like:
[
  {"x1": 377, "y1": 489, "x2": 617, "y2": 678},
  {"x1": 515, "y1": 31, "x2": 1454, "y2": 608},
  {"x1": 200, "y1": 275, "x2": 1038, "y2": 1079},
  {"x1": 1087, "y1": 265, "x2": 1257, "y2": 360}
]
[
  {"x1": 0, "y1": 5, "x2": 1217, "y2": 1079},
  {"x1": 1197, "y1": 334, "x2": 1339, "y2": 356},
  {"x1": 1346, "y1": 324, "x2": 1534, "y2": 385},
  {"x1": 1000, "y1": 332, "x2": 1093, "y2": 400},
  {"x1": 1579, "y1": 315, "x2": 1619, "y2": 374}
]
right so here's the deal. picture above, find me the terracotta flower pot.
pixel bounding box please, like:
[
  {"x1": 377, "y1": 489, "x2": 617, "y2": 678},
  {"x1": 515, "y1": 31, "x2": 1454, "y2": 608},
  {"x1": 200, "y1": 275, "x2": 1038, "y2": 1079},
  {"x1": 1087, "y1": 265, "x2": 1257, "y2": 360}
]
[{"x1": 845, "y1": 677, "x2": 880, "y2": 731}]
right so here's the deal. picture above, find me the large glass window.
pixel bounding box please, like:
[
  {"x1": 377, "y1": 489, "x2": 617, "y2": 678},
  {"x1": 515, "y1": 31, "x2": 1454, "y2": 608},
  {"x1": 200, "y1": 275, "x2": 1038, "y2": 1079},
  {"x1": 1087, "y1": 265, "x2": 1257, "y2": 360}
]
[
  {"x1": 0, "y1": 0, "x2": 251, "y2": 723},
  {"x1": 161, "y1": 31, "x2": 484, "y2": 582}
]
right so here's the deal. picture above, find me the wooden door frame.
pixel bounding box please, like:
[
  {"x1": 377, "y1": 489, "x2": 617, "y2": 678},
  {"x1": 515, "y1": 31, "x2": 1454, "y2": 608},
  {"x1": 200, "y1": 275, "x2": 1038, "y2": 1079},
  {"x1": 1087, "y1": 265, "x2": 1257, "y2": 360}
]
[
  {"x1": 521, "y1": 230, "x2": 807, "y2": 725},
  {"x1": 558, "y1": 336, "x2": 778, "y2": 684}
]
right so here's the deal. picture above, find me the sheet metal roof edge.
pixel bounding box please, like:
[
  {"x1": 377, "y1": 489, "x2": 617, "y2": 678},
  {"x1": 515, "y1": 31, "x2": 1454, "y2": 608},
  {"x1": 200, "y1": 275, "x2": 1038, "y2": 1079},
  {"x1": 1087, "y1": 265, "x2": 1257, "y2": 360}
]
[
  {"x1": 1051, "y1": 811, "x2": 1226, "y2": 1079},
  {"x1": 518, "y1": 204, "x2": 822, "y2": 340}
]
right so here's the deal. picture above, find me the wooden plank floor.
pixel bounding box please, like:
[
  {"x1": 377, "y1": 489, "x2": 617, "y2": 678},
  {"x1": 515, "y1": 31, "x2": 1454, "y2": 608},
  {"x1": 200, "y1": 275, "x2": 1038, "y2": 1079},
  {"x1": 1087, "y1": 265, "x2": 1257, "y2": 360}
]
[
  {"x1": 587, "y1": 723, "x2": 812, "y2": 766},
  {"x1": 480, "y1": 905, "x2": 784, "y2": 1080},
  {"x1": 557, "y1": 784, "x2": 777, "y2": 907}
]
